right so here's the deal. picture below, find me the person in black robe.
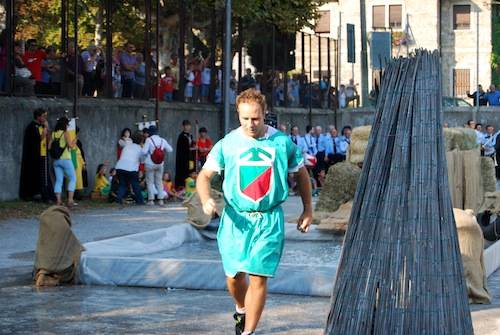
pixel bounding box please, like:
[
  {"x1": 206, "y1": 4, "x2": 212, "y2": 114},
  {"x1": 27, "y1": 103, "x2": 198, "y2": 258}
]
[
  {"x1": 175, "y1": 120, "x2": 195, "y2": 188},
  {"x1": 19, "y1": 108, "x2": 54, "y2": 201}
]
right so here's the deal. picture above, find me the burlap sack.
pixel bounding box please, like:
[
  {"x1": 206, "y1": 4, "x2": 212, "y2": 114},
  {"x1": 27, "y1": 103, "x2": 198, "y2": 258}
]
[
  {"x1": 34, "y1": 206, "x2": 83, "y2": 286},
  {"x1": 453, "y1": 208, "x2": 491, "y2": 304},
  {"x1": 183, "y1": 189, "x2": 225, "y2": 228}
]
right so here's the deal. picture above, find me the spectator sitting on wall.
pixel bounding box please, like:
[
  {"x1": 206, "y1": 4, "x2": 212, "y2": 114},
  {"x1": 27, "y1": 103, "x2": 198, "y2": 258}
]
[
  {"x1": 338, "y1": 84, "x2": 347, "y2": 109},
  {"x1": 0, "y1": 31, "x2": 7, "y2": 91},
  {"x1": 41, "y1": 46, "x2": 62, "y2": 95},
  {"x1": 134, "y1": 53, "x2": 146, "y2": 99},
  {"x1": 64, "y1": 40, "x2": 84, "y2": 97},
  {"x1": 201, "y1": 58, "x2": 211, "y2": 103},
  {"x1": 239, "y1": 68, "x2": 256, "y2": 92},
  {"x1": 169, "y1": 54, "x2": 180, "y2": 101},
  {"x1": 120, "y1": 42, "x2": 137, "y2": 98},
  {"x1": 22, "y1": 39, "x2": 46, "y2": 95},
  {"x1": 467, "y1": 85, "x2": 488, "y2": 106},
  {"x1": 486, "y1": 85, "x2": 500, "y2": 106},
  {"x1": 185, "y1": 63, "x2": 195, "y2": 103},
  {"x1": 345, "y1": 79, "x2": 360, "y2": 107},
  {"x1": 81, "y1": 44, "x2": 99, "y2": 97},
  {"x1": 14, "y1": 41, "x2": 35, "y2": 95},
  {"x1": 160, "y1": 66, "x2": 175, "y2": 102}
]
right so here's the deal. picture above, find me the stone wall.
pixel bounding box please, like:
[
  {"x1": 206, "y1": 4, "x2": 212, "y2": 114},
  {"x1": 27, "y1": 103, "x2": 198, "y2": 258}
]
[{"x1": 2, "y1": 96, "x2": 500, "y2": 200}]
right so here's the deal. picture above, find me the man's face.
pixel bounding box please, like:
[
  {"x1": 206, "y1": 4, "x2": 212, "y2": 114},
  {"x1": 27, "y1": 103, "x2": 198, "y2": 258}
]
[
  {"x1": 127, "y1": 44, "x2": 135, "y2": 53},
  {"x1": 291, "y1": 127, "x2": 299, "y2": 136},
  {"x1": 476, "y1": 125, "x2": 482, "y2": 132},
  {"x1": 36, "y1": 113, "x2": 47, "y2": 124},
  {"x1": 330, "y1": 128, "x2": 338, "y2": 137},
  {"x1": 238, "y1": 102, "x2": 265, "y2": 138},
  {"x1": 344, "y1": 129, "x2": 352, "y2": 138},
  {"x1": 28, "y1": 41, "x2": 37, "y2": 51},
  {"x1": 469, "y1": 122, "x2": 476, "y2": 129},
  {"x1": 184, "y1": 124, "x2": 192, "y2": 133},
  {"x1": 486, "y1": 126, "x2": 494, "y2": 134},
  {"x1": 314, "y1": 126, "x2": 322, "y2": 135}
]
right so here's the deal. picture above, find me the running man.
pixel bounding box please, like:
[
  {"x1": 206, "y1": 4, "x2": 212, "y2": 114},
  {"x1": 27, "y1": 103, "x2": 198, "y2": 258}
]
[{"x1": 197, "y1": 89, "x2": 313, "y2": 335}]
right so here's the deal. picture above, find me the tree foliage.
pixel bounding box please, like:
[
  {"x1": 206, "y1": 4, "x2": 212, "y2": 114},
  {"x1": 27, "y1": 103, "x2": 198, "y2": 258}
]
[{"x1": 12, "y1": 0, "x2": 325, "y2": 57}]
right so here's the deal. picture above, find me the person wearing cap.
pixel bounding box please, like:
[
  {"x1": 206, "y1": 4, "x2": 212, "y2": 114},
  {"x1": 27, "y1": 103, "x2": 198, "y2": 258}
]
[{"x1": 141, "y1": 125, "x2": 173, "y2": 206}]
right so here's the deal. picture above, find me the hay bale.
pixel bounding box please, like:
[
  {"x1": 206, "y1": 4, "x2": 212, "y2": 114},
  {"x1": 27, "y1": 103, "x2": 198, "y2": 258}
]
[
  {"x1": 312, "y1": 211, "x2": 332, "y2": 225},
  {"x1": 348, "y1": 126, "x2": 371, "y2": 164},
  {"x1": 481, "y1": 157, "x2": 496, "y2": 193},
  {"x1": 315, "y1": 162, "x2": 361, "y2": 212},
  {"x1": 443, "y1": 128, "x2": 479, "y2": 151},
  {"x1": 317, "y1": 201, "x2": 353, "y2": 234},
  {"x1": 463, "y1": 149, "x2": 483, "y2": 212},
  {"x1": 443, "y1": 128, "x2": 458, "y2": 151},
  {"x1": 453, "y1": 128, "x2": 480, "y2": 151}
]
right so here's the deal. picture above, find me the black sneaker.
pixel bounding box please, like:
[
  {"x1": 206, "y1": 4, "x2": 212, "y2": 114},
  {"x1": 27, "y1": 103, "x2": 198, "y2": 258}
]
[{"x1": 233, "y1": 312, "x2": 245, "y2": 335}]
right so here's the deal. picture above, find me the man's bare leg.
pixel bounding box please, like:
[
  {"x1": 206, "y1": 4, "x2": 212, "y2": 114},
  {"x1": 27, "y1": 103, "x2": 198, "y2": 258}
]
[
  {"x1": 244, "y1": 275, "x2": 268, "y2": 332},
  {"x1": 227, "y1": 272, "x2": 247, "y2": 309}
]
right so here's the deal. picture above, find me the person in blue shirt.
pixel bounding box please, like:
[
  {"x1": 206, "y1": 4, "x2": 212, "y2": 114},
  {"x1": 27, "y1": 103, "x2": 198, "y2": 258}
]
[
  {"x1": 325, "y1": 125, "x2": 351, "y2": 166},
  {"x1": 481, "y1": 125, "x2": 497, "y2": 157},
  {"x1": 289, "y1": 125, "x2": 307, "y2": 155},
  {"x1": 314, "y1": 126, "x2": 327, "y2": 174},
  {"x1": 325, "y1": 126, "x2": 340, "y2": 167},
  {"x1": 486, "y1": 85, "x2": 500, "y2": 106},
  {"x1": 303, "y1": 125, "x2": 318, "y2": 156}
]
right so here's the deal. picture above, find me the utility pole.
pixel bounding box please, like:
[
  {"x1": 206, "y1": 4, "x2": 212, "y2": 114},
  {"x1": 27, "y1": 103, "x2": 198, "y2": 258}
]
[
  {"x1": 360, "y1": 0, "x2": 369, "y2": 107},
  {"x1": 223, "y1": 0, "x2": 232, "y2": 134}
]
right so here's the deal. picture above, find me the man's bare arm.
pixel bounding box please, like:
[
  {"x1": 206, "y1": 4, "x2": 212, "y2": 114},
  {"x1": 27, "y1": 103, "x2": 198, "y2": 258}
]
[
  {"x1": 196, "y1": 168, "x2": 217, "y2": 215},
  {"x1": 294, "y1": 166, "x2": 313, "y2": 232}
]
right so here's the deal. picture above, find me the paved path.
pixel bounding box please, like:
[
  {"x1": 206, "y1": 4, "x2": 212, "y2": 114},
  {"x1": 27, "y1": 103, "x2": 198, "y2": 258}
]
[{"x1": 0, "y1": 198, "x2": 499, "y2": 334}]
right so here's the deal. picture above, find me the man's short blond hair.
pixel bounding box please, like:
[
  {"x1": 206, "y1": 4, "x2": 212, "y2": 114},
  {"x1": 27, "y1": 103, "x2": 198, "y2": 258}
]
[{"x1": 236, "y1": 88, "x2": 267, "y2": 114}]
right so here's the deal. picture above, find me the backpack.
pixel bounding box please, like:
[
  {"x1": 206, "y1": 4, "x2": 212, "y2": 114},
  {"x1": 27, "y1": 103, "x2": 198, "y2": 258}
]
[
  {"x1": 150, "y1": 138, "x2": 165, "y2": 164},
  {"x1": 49, "y1": 133, "x2": 66, "y2": 159}
]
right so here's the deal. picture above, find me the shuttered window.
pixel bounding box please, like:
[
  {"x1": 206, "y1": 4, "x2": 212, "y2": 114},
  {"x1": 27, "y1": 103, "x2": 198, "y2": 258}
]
[
  {"x1": 453, "y1": 5, "x2": 470, "y2": 30},
  {"x1": 453, "y1": 69, "x2": 470, "y2": 97},
  {"x1": 315, "y1": 11, "x2": 330, "y2": 33},
  {"x1": 389, "y1": 5, "x2": 402, "y2": 29},
  {"x1": 373, "y1": 6, "x2": 385, "y2": 29}
]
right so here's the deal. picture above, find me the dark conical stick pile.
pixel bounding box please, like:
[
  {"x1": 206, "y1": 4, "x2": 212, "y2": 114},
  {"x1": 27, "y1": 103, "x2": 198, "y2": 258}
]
[{"x1": 325, "y1": 51, "x2": 473, "y2": 335}]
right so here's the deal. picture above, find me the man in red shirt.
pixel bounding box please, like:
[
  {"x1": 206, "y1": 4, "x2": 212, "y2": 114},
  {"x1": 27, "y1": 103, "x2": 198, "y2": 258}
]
[
  {"x1": 22, "y1": 39, "x2": 46, "y2": 94},
  {"x1": 160, "y1": 66, "x2": 175, "y2": 102}
]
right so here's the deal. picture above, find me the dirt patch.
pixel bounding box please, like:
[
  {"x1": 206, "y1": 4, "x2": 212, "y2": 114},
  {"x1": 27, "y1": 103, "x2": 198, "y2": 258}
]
[{"x1": 0, "y1": 200, "x2": 120, "y2": 222}]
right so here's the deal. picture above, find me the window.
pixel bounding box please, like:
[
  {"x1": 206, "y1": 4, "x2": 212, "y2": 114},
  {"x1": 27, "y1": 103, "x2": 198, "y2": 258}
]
[
  {"x1": 315, "y1": 11, "x2": 330, "y2": 33},
  {"x1": 453, "y1": 69, "x2": 470, "y2": 97},
  {"x1": 372, "y1": 5, "x2": 385, "y2": 29},
  {"x1": 453, "y1": 5, "x2": 470, "y2": 30},
  {"x1": 389, "y1": 5, "x2": 402, "y2": 29}
]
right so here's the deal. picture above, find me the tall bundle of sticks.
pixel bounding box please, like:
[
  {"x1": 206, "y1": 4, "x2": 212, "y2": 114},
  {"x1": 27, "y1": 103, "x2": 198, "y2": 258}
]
[{"x1": 325, "y1": 51, "x2": 473, "y2": 334}]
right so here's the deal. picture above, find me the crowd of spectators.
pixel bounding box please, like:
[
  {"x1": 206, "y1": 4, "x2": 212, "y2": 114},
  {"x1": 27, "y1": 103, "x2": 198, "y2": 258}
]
[
  {"x1": 467, "y1": 84, "x2": 500, "y2": 106},
  {"x1": 1, "y1": 36, "x2": 365, "y2": 110}
]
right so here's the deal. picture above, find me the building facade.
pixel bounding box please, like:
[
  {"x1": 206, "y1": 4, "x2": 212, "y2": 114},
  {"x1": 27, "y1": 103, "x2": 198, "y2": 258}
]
[{"x1": 296, "y1": 0, "x2": 493, "y2": 101}]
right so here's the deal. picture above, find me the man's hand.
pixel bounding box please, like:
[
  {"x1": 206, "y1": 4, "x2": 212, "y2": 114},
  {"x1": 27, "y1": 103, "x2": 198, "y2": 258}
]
[
  {"x1": 202, "y1": 197, "x2": 217, "y2": 216},
  {"x1": 297, "y1": 209, "x2": 313, "y2": 233}
]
